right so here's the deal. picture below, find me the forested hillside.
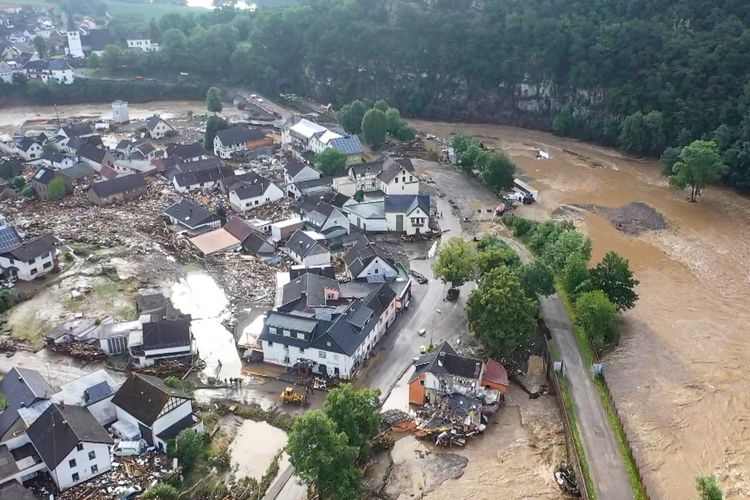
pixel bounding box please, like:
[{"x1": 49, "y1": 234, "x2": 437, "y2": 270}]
[{"x1": 90, "y1": 0, "x2": 750, "y2": 188}]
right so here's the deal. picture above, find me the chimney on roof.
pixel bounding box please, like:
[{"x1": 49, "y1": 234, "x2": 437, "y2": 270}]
[{"x1": 438, "y1": 350, "x2": 446, "y2": 358}]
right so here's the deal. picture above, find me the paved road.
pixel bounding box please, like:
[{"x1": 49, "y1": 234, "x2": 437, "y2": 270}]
[{"x1": 503, "y1": 237, "x2": 634, "y2": 500}]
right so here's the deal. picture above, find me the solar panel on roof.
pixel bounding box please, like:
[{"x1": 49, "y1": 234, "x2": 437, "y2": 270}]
[
  {"x1": 83, "y1": 381, "x2": 112, "y2": 404},
  {"x1": 0, "y1": 226, "x2": 21, "y2": 254}
]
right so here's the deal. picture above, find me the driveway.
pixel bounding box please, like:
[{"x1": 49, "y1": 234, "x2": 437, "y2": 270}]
[{"x1": 503, "y1": 236, "x2": 634, "y2": 499}]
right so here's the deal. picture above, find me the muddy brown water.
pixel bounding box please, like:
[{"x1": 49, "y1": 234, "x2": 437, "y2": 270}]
[{"x1": 412, "y1": 120, "x2": 750, "y2": 499}]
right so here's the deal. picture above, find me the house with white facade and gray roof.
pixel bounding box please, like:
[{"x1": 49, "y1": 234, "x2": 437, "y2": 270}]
[{"x1": 283, "y1": 229, "x2": 331, "y2": 267}]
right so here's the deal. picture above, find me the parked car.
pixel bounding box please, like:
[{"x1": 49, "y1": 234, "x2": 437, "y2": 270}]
[
  {"x1": 119, "y1": 485, "x2": 142, "y2": 500},
  {"x1": 113, "y1": 439, "x2": 147, "y2": 457}
]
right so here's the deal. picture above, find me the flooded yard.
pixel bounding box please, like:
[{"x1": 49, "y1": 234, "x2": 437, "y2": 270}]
[
  {"x1": 412, "y1": 119, "x2": 750, "y2": 499},
  {"x1": 229, "y1": 420, "x2": 288, "y2": 480}
]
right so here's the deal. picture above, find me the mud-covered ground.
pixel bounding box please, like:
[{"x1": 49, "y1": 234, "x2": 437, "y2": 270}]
[{"x1": 412, "y1": 119, "x2": 750, "y2": 500}]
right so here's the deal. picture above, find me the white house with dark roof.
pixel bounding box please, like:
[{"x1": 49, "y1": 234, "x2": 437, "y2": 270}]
[
  {"x1": 51, "y1": 370, "x2": 120, "y2": 426},
  {"x1": 172, "y1": 165, "x2": 233, "y2": 193},
  {"x1": 284, "y1": 229, "x2": 330, "y2": 267},
  {"x1": 297, "y1": 199, "x2": 350, "y2": 239},
  {"x1": 283, "y1": 158, "x2": 319, "y2": 187},
  {"x1": 384, "y1": 194, "x2": 430, "y2": 235},
  {"x1": 342, "y1": 197, "x2": 387, "y2": 233},
  {"x1": 164, "y1": 198, "x2": 221, "y2": 234},
  {"x1": 378, "y1": 158, "x2": 419, "y2": 195},
  {"x1": 213, "y1": 126, "x2": 272, "y2": 159},
  {"x1": 223, "y1": 172, "x2": 283, "y2": 212},
  {"x1": 15, "y1": 137, "x2": 42, "y2": 161},
  {"x1": 165, "y1": 142, "x2": 206, "y2": 163},
  {"x1": 145, "y1": 114, "x2": 174, "y2": 140},
  {"x1": 0, "y1": 233, "x2": 57, "y2": 281},
  {"x1": 282, "y1": 117, "x2": 363, "y2": 164},
  {"x1": 24, "y1": 60, "x2": 74, "y2": 85},
  {"x1": 128, "y1": 318, "x2": 195, "y2": 367},
  {"x1": 111, "y1": 373, "x2": 202, "y2": 450},
  {"x1": 26, "y1": 404, "x2": 113, "y2": 490},
  {"x1": 278, "y1": 272, "x2": 341, "y2": 314},
  {"x1": 126, "y1": 37, "x2": 159, "y2": 52},
  {"x1": 342, "y1": 235, "x2": 398, "y2": 281}
]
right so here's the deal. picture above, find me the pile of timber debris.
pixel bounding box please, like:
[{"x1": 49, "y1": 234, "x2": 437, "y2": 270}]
[{"x1": 49, "y1": 341, "x2": 106, "y2": 361}]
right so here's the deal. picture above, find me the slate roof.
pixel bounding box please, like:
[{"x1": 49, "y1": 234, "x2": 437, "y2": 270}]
[
  {"x1": 83, "y1": 380, "x2": 114, "y2": 404},
  {"x1": 286, "y1": 229, "x2": 327, "y2": 258},
  {"x1": 215, "y1": 126, "x2": 264, "y2": 145},
  {"x1": 0, "y1": 367, "x2": 55, "y2": 438},
  {"x1": 285, "y1": 158, "x2": 314, "y2": 178},
  {"x1": 141, "y1": 318, "x2": 191, "y2": 350},
  {"x1": 281, "y1": 272, "x2": 340, "y2": 310},
  {"x1": 350, "y1": 160, "x2": 384, "y2": 177},
  {"x1": 61, "y1": 122, "x2": 93, "y2": 137},
  {"x1": 242, "y1": 232, "x2": 274, "y2": 255},
  {"x1": 299, "y1": 199, "x2": 341, "y2": 230},
  {"x1": 410, "y1": 341, "x2": 483, "y2": 383},
  {"x1": 328, "y1": 192, "x2": 351, "y2": 208},
  {"x1": 312, "y1": 300, "x2": 377, "y2": 356},
  {"x1": 76, "y1": 143, "x2": 108, "y2": 164},
  {"x1": 378, "y1": 157, "x2": 415, "y2": 183},
  {"x1": 32, "y1": 166, "x2": 55, "y2": 185},
  {"x1": 89, "y1": 174, "x2": 146, "y2": 198},
  {"x1": 166, "y1": 142, "x2": 205, "y2": 160},
  {"x1": 27, "y1": 404, "x2": 113, "y2": 469},
  {"x1": 223, "y1": 216, "x2": 254, "y2": 241},
  {"x1": 146, "y1": 114, "x2": 170, "y2": 131},
  {"x1": 173, "y1": 166, "x2": 233, "y2": 188},
  {"x1": 165, "y1": 157, "x2": 224, "y2": 180},
  {"x1": 259, "y1": 312, "x2": 319, "y2": 349},
  {"x1": 226, "y1": 172, "x2": 276, "y2": 199},
  {"x1": 363, "y1": 283, "x2": 397, "y2": 317},
  {"x1": 1, "y1": 233, "x2": 56, "y2": 262},
  {"x1": 164, "y1": 199, "x2": 220, "y2": 229},
  {"x1": 384, "y1": 194, "x2": 430, "y2": 215},
  {"x1": 111, "y1": 373, "x2": 191, "y2": 426},
  {"x1": 17, "y1": 137, "x2": 39, "y2": 153},
  {"x1": 342, "y1": 235, "x2": 395, "y2": 278},
  {"x1": 59, "y1": 162, "x2": 94, "y2": 181}
]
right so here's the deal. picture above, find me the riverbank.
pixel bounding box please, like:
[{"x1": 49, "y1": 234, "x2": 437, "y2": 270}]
[{"x1": 411, "y1": 119, "x2": 750, "y2": 499}]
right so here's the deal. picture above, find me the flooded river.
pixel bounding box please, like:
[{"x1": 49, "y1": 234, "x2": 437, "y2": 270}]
[
  {"x1": 413, "y1": 120, "x2": 750, "y2": 499},
  {"x1": 229, "y1": 420, "x2": 287, "y2": 480}
]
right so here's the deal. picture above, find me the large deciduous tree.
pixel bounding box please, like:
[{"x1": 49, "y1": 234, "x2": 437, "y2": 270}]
[
  {"x1": 480, "y1": 151, "x2": 516, "y2": 191},
  {"x1": 517, "y1": 260, "x2": 555, "y2": 297},
  {"x1": 324, "y1": 384, "x2": 380, "y2": 459},
  {"x1": 206, "y1": 87, "x2": 223, "y2": 114},
  {"x1": 477, "y1": 245, "x2": 520, "y2": 276},
  {"x1": 287, "y1": 410, "x2": 362, "y2": 500},
  {"x1": 360, "y1": 109, "x2": 387, "y2": 149},
  {"x1": 466, "y1": 266, "x2": 538, "y2": 359},
  {"x1": 574, "y1": 290, "x2": 619, "y2": 350},
  {"x1": 338, "y1": 100, "x2": 367, "y2": 134},
  {"x1": 433, "y1": 237, "x2": 477, "y2": 289},
  {"x1": 314, "y1": 148, "x2": 347, "y2": 176},
  {"x1": 666, "y1": 140, "x2": 728, "y2": 202},
  {"x1": 542, "y1": 229, "x2": 592, "y2": 273},
  {"x1": 589, "y1": 251, "x2": 639, "y2": 310},
  {"x1": 204, "y1": 115, "x2": 228, "y2": 151},
  {"x1": 174, "y1": 429, "x2": 203, "y2": 471},
  {"x1": 46, "y1": 177, "x2": 67, "y2": 200}
]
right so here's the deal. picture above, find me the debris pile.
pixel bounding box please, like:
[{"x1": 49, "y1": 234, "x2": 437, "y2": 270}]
[
  {"x1": 555, "y1": 462, "x2": 581, "y2": 496},
  {"x1": 412, "y1": 393, "x2": 500, "y2": 446},
  {"x1": 381, "y1": 409, "x2": 416, "y2": 433},
  {"x1": 49, "y1": 340, "x2": 106, "y2": 362},
  {"x1": 205, "y1": 252, "x2": 279, "y2": 307}
]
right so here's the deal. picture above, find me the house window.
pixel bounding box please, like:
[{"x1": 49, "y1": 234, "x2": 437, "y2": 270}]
[
  {"x1": 420, "y1": 379, "x2": 425, "y2": 386},
  {"x1": 326, "y1": 341, "x2": 331, "y2": 347},
  {"x1": 394, "y1": 177, "x2": 398, "y2": 183},
  {"x1": 268, "y1": 341, "x2": 273, "y2": 346},
  {"x1": 91, "y1": 464, "x2": 98, "y2": 474},
  {"x1": 72, "y1": 473, "x2": 79, "y2": 482},
  {"x1": 269, "y1": 327, "x2": 277, "y2": 334},
  {"x1": 300, "y1": 348, "x2": 305, "y2": 354},
  {"x1": 43, "y1": 261, "x2": 52, "y2": 269},
  {"x1": 69, "y1": 458, "x2": 77, "y2": 468},
  {"x1": 283, "y1": 330, "x2": 290, "y2": 337},
  {"x1": 77, "y1": 444, "x2": 83, "y2": 452},
  {"x1": 297, "y1": 333, "x2": 305, "y2": 340},
  {"x1": 88, "y1": 451, "x2": 96, "y2": 460},
  {"x1": 319, "y1": 350, "x2": 326, "y2": 359}
]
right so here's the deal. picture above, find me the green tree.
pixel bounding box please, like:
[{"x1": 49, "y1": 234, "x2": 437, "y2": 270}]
[
  {"x1": 477, "y1": 245, "x2": 520, "y2": 276},
  {"x1": 373, "y1": 99, "x2": 389, "y2": 112},
  {"x1": 160, "y1": 29, "x2": 189, "y2": 70},
  {"x1": 206, "y1": 87, "x2": 223, "y2": 114},
  {"x1": 517, "y1": 260, "x2": 555, "y2": 297},
  {"x1": 324, "y1": 384, "x2": 380, "y2": 459},
  {"x1": 314, "y1": 148, "x2": 347, "y2": 176},
  {"x1": 11, "y1": 176, "x2": 26, "y2": 190},
  {"x1": 21, "y1": 185, "x2": 35, "y2": 199},
  {"x1": 100, "y1": 44, "x2": 122, "y2": 73},
  {"x1": 142, "y1": 484, "x2": 179, "y2": 500},
  {"x1": 46, "y1": 177, "x2": 67, "y2": 200},
  {"x1": 287, "y1": 410, "x2": 362, "y2": 500},
  {"x1": 459, "y1": 143, "x2": 482, "y2": 170},
  {"x1": 163, "y1": 376, "x2": 181, "y2": 389},
  {"x1": 542, "y1": 229, "x2": 592, "y2": 273},
  {"x1": 466, "y1": 266, "x2": 538, "y2": 359},
  {"x1": 561, "y1": 253, "x2": 592, "y2": 297},
  {"x1": 481, "y1": 151, "x2": 516, "y2": 191},
  {"x1": 451, "y1": 134, "x2": 472, "y2": 156},
  {"x1": 589, "y1": 251, "x2": 639, "y2": 310},
  {"x1": 175, "y1": 429, "x2": 203, "y2": 471},
  {"x1": 619, "y1": 111, "x2": 649, "y2": 155},
  {"x1": 361, "y1": 108, "x2": 387, "y2": 149},
  {"x1": 432, "y1": 237, "x2": 477, "y2": 288},
  {"x1": 338, "y1": 100, "x2": 367, "y2": 134},
  {"x1": 33, "y1": 36, "x2": 48, "y2": 59},
  {"x1": 204, "y1": 115, "x2": 228, "y2": 151},
  {"x1": 87, "y1": 52, "x2": 100, "y2": 69},
  {"x1": 695, "y1": 474, "x2": 723, "y2": 500},
  {"x1": 575, "y1": 290, "x2": 619, "y2": 350},
  {"x1": 385, "y1": 107, "x2": 402, "y2": 135},
  {"x1": 667, "y1": 140, "x2": 728, "y2": 202}
]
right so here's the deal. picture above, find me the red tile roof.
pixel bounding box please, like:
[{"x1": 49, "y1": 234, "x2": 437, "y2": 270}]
[{"x1": 483, "y1": 359, "x2": 508, "y2": 387}]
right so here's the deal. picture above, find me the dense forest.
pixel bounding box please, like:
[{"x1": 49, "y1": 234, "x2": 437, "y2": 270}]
[{"x1": 53, "y1": 1, "x2": 750, "y2": 188}]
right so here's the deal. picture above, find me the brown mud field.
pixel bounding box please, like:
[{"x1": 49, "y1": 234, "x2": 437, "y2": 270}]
[{"x1": 412, "y1": 120, "x2": 750, "y2": 499}]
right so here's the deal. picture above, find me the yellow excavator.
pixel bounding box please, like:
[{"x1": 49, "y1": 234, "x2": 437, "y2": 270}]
[{"x1": 280, "y1": 386, "x2": 308, "y2": 405}]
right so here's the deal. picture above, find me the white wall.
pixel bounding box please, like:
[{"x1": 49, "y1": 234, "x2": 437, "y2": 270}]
[
  {"x1": 229, "y1": 183, "x2": 284, "y2": 212},
  {"x1": 332, "y1": 177, "x2": 356, "y2": 197},
  {"x1": 0, "y1": 249, "x2": 56, "y2": 281},
  {"x1": 151, "y1": 398, "x2": 192, "y2": 447},
  {"x1": 347, "y1": 212, "x2": 387, "y2": 233},
  {"x1": 18, "y1": 143, "x2": 42, "y2": 161},
  {"x1": 132, "y1": 343, "x2": 194, "y2": 367},
  {"x1": 301, "y1": 249, "x2": 331, "y2": 267},
  {"x1": 321, "y1": 209, "x2": 350, "y2": 234},
  {"x1": 149, "y1": 121, "x2": 171, "y2": 139},
  {"x1": 51, "y1": 442, "x2": 111, "y2": 491},
  {"x1": 355, "y1": 257, "x2": 397, "y2": 280},
  {"x1": 286, "y1": 166, "x2": 319, "y2": 185},
  {"x1": 405, "y1": 207, "x2": 429, "y2": 235},
  {"x1": 172, "y1": 177, "x2": 219, "y2": 193},
  {"x1": 261, "y1": 340, "x2": 354, "y2": 377},
  {"x1": 382, "y1": 169, "x2": 419, "y2": 195}
]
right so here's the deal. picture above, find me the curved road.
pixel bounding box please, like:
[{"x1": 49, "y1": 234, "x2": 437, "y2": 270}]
[{"x1": 503, "y1": 237, "x2": 634, "y2": 500}]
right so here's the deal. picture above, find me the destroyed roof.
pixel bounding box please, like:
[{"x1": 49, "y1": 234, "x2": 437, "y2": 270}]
[
  {"x1": 61, "y1": 122, "x2": 93, "y2": 137},
  {"x1": 224, "y1": 215, "x2": 254, "y2": 241},
  {"x1": 32, "y1": 166, "x2": 55, "y2": 184},
  {"x1": 89, "y1": 174, "x2": 146, "y2": 198},
  {"x1": 378, "y1": 157, "x2": 415, "y2": 183},
  {"x1": 146, "y1": 114, "x2": 171, "y2": 131},
  {"x1": 350, "y1": 160, "x2": 384, "y2": 176},
  {"x1": 284, "y1": 158, "x2": 314, "y2": 178},
  {"x1": 482, "y1": 359, "x2": 509, "y2": 387},
  {"x1": 343, "y1": 235, "x2": 396, "y2": 278},
  {"x1": 410, "y1": 341, "x2": 483, "y2": 382},
  {"x1": 27, "y1": 404, "x2": 113, "y2": 469},
  {"x1": 99, "y1": 164, "x2": 119, "y2": 180},
  {"x1": 281, "y1": 272, "x2": 340, "y2": 310},
  {"x1": 295, "y1": 176, "x2": 333, "y2": 191},
  {"x1": 384, "y1": 194, "x2": 430, "y2": 215},
  {"x1": 173, "y1": 165, "x2": 233, "y2": 187},
  {"x1": 285, "y1": 229, "x2": 328, "y2": 258},
  {"x1": 1, "y1": 233, "x2": 55, "y2": 261},
  {"x1": 166, "y1": 142, "x2": 205, "y2": 160},
  {"x1": 164, "y1": 199, "x2": 220, "y2": 229},
  {"x1": 111, "y1": 373, "x2": 192, "y2": 426},
  {"x1": 141, "y1": 318, "x2": 191, "y2": 350},
  {"x1": 215, "y1": 126, "x2": 264, "y2": 145},
  {"x1": 241, "y1": 231, "x2": 274, "y2": 256}
]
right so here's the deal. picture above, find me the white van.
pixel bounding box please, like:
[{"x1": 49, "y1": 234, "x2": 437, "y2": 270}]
[{"x1": 113, "y1": 439, "x2": 147, "y2": 457}]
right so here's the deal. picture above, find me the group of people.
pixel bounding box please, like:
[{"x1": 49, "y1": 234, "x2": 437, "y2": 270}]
[{"x1": 224, "y1": 377, "x2": 242, "y2": 387}]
